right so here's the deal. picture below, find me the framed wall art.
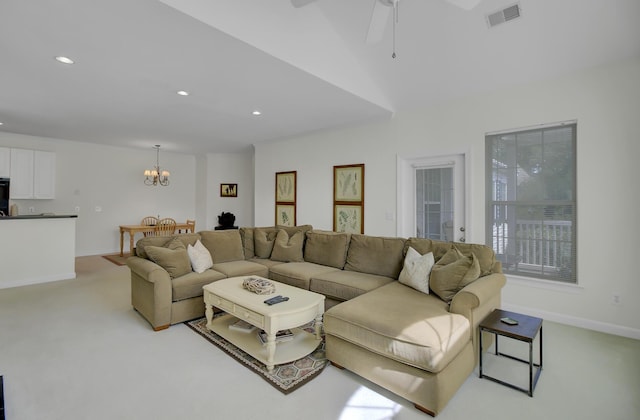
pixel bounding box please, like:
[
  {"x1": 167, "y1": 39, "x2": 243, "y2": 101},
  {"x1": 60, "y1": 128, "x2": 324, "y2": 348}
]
[
  {"x1": 275, "y1": 171, "x2": 297, "y2": 226},
  {"x1": 276, "y1": 171, "x2": 296, "y2": 203},
  {"x1": 334, "y1": 204, "x2": 363, "y2": 234},
  {"x1": 220, "y1": 183, "x2": 237, "y2": 198},
  {"x1": 276, "y1": 204, "x2": 296, "y2": 227},
  {"x1": 333, "y1": 163, "x2": 364, "y2": 234},
  {"x1": 334, "y1": 164, "x2": 364, "y2": 202}
]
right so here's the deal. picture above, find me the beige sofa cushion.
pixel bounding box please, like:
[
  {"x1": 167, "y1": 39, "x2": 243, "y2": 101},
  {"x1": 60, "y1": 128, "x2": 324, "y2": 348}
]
[
  {"x1": 304, "y1": 230, "x2": 351, "y2": 269},
  {"x1": 270, "y1": 229, "x2": 305, "y2": 262},
  {"x1": 239, "y1": 227, "x2": 255, "y2": 259},
  {"x1": 254, "y1": 227, "x2": 278, "y2": 258},
  {"x1": 145, "y1": 237, "x2": 192, "y2": 279},
  {"x1": 135, "y1": 233, "x2": 200, "y2": 259},
  {"x1": 200, "y1": 230, "x2": 245, "y2": 263},
  {"x1": 211, "y1": 260, "x2": 269, "y2": 278},
  {"x1": 324, "y1": 281, "x2": 470, "y2": 373},
  {"x1": 172, "y1": 269, "x2": 226, "y2": 301},
  {"x1": 309, "y1": 270, "x2": 394, "y2": 302},
  {"x1": 430, "y1": 248, "x2": 481, "y2": 303},
  {"x1": 269, "y1": 262, "x2": 339, "y2": 290},
  {"x1": 405, "y1": 238, "x2": 496, "y2": 276},
  {"x1": 344, "y1": 234, "x2": 405, "y2": 279}
]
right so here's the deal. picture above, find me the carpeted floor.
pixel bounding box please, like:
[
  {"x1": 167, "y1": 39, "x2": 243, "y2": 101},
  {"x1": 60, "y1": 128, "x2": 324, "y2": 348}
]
[{"x1": 186, "y1": 317, "x2": 327, "y2": 394}]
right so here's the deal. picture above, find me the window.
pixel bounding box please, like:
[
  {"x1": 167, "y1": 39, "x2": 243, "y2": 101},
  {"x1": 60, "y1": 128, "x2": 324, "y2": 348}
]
[{"x1": 486, "y1": 123, "x2": 576, "y2": 283}]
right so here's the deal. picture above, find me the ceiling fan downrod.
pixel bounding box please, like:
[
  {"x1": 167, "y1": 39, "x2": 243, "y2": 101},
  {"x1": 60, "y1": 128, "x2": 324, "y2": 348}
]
[{"x1": 391, "y1": 0, "x2": 399, "y2": 58}]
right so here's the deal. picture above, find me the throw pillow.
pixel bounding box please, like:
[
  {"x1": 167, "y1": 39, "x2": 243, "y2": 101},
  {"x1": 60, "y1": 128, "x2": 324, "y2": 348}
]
[
  {"x1": 187, "y1": 240, "x2": 213, "y2": 274},
  {"x1": 270, "y1": 229, "x2": 305, "y2": 262},
  {"x1": 398, "y1": 247, "x2": 434, "y2": 294},
  {"x1": 254, "y1": 228, "x2": 277, "y2": 258},
  {"x1": 145, "y1": 237, "x2": 192, "y2": 279},
  {"x1": 429, "y1": 250, "x2": 481, "y2": 303}
]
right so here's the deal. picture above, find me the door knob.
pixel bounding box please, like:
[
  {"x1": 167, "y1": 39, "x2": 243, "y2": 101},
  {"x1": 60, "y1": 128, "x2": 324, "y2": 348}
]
[
  {"x1": 459, "y1": 237, "x2": 466, "y2": 242},
  {"x1": 459, "y1": 227, "x2": 465, "y2": 232}
]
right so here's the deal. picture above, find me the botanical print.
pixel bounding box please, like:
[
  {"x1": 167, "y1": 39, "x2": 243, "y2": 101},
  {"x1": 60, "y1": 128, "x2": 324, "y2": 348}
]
[
  {"x1": 276, "y1": 172, "x2": 296, "y2": 202},
  {"x1": 335, "y1": 205, "x2": 362, "y2": 233},
  {"x1": 334, "y1": 165, "x2": 363, "y2": 202},
  {"x1": 276, "y1": 205, "x2": 295, "y2": 226}
]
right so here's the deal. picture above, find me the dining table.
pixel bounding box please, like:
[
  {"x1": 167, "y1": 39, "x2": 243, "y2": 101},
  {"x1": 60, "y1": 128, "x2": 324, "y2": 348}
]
[{"x1": 119, "y1": 222, "x2": 193, "y2": 256}]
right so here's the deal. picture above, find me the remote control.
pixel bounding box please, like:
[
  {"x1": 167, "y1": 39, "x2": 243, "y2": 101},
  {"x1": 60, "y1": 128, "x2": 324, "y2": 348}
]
[
  {"x1": 500, "y1": 317, "x2": 519, "y2": 325},
  {"x1": 264, "y1": 295, "x2": 289, "y2": 305}
]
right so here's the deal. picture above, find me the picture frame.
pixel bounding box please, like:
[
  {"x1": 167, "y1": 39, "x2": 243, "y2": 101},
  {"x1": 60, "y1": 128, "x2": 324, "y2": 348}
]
[
  {"x1": 275, "y1": 171, "x2": 296, "y2": 203},
  {"x1": 334, "y1": 164, "x2": 364, "y2": 202},
  {"x1": 334, "y1": 204, "x2": 363, "y2": 234},
  {"x1": 275, "y1": 204, "x2": 296, "y2": 227},
  {"x1": 220, "y1": 183, "x2": 237, "y2": 198}
]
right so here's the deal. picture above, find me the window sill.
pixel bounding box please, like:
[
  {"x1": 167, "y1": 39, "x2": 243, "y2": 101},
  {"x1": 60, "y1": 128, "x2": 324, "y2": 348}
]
[{"x1": 505, "y1": 274, "x2": 584, "y2": 294}]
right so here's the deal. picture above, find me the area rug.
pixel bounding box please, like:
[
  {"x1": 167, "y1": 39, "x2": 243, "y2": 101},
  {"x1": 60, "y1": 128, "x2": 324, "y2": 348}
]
[
  {"x1": 186, "y1": 317, "x2": 327, "y2": 394},
  {"x1": 101, "y1": 253, "x2": 129, "y2": 266}
]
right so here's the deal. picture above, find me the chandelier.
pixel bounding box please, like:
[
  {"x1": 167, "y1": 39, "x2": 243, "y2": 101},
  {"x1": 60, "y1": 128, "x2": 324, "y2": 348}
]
[{"x1": 144, "y1": 145, "x2": 170, "y2": 186}]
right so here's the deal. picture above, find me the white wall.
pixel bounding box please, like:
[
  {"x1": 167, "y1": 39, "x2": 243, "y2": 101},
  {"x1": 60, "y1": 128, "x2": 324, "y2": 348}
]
[
  {"x1": 0, "y1": 133, "x2": 198, "y2": 256},
  {"x1": 254, "y1": 57, "x2": 640, "y2": 337},
  {"x1": 206, "y1": 152, "x2": 254, "y2": 230}
]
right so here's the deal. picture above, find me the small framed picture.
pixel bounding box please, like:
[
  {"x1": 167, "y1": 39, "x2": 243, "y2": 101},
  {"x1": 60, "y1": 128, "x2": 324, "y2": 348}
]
[
  {"x1": 220, "y1": 183, "x2": 237, "y2": 198},
  {"x1": 334, "y1": 203, "x2": 363, "y2": 234},
  {"x1": 334, "y1": 164, "x2": 364, "y2": 202},
  {"x1": 276, "y1": 204, "x2": 296, "y2": 227},
  {"x1": 276, "y1": 171, "x2": 296, "y2": 203}
]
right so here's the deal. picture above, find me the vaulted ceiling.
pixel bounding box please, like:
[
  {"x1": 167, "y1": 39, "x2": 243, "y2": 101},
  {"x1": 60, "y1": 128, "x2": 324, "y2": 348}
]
[{"x1": 0, "y1": 0, "x2": 638, "y2": 154}]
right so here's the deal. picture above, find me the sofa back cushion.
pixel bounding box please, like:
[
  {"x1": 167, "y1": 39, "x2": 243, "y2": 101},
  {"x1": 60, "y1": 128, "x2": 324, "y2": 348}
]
[
  {"x1": 254, "y1": 227, "x2": 278, "y2": 258},
  {"x1": 239, "y1": 227, "x2": 255, "y2": 259},
  {"x1": 405, "y1": 238, "x2": 496, "y2": 276},
  {"x1": 135, "y1": 233, "x2": 200, "y2": 259},
  {"x1": 200, "y1": 230, "x2": 245, "y2": 263},
  {"x1": 304, "y1": 230, "x2": 351, "y2": 269},
  {"x1": 270, "y1": 229, "x2": 305, "y2": 262},
  {"x1": 344, "y1": 234, "x2": 406, "y2": 278}
]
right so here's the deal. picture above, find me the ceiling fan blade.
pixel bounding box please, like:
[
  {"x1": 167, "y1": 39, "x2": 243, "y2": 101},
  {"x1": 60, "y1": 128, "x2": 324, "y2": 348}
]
[
  {"x1": 366, "y1": 0, "x2": 393, "y2": 44},
  {"x1": 445, "y1": 0, "x2": 482, "y2": 11},
  {"x1": 291, "y1": 0, "x2": 316, "y2": 8}
]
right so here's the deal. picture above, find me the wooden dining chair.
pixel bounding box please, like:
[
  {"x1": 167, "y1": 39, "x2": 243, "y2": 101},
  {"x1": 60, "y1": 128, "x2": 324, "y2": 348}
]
[
  {"x1": 140, "y1": 216, "x2": 159, "y2": 237},
  {"x1": 155, "y1": 218, "x2": 177, "y2": 236},
  {"x1": 186, "y1": 219, "x2": 196, "y2": 233}
]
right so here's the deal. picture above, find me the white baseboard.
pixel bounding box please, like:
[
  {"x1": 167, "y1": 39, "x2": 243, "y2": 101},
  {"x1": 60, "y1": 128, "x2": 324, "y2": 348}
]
[
  {"x1": 502, "y1": 302, "x2": 640, "y2": 340},
  {"x1": 0, "y1": 272, "x2": 76, "y2": 290}
]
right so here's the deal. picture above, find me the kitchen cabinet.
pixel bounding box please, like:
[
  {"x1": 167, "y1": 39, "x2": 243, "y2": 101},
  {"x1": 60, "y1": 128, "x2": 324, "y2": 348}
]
[
  {"x1": 0, "y1": 147, "x2": 10, "y2": 177},
  {"x1": 9, "y1": 149, "x2": 56, "y2": 199}
]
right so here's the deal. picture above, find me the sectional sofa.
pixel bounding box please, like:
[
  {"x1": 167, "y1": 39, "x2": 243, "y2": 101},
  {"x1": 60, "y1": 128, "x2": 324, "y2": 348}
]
[{"x1": 126, "y1": 225, "x2": 505, "y2": 416}]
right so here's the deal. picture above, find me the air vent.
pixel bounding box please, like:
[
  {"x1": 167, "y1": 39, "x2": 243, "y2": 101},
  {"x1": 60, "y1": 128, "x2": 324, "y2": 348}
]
[{"x1": 487, "y1": 3, "x2": 521, "y2": 28}]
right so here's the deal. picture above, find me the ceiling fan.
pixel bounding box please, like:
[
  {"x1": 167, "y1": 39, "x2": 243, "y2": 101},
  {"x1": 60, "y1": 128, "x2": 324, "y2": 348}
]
[{"x1": 291, "y1": 0, "x2": 482, "y2": 51}]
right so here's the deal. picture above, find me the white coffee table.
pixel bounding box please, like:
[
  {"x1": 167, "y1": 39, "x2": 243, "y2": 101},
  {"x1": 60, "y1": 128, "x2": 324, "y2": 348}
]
[{"x1": 203, "y1": 276, "x2": 325, "y2": 372}]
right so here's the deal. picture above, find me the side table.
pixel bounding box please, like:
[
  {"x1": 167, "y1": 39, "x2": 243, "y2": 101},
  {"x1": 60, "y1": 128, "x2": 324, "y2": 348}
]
[{"x1": 479, "y1": 309, "x2": 543, "y2": 397}]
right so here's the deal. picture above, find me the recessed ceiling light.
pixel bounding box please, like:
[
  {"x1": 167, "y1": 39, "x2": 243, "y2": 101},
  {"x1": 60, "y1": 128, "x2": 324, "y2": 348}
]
[
  {"x1": 55, "y1": 56, "x2": 75, "y2": 64},
  {"x1": 0, "y1": 122, "x2": 3, "y2": 126},
  {"x1": 177, "y1": 90, "x2": 189, "y2": 96},
  {"x1": 252, "y1": 110, "x2": 262, "y2": 116}
]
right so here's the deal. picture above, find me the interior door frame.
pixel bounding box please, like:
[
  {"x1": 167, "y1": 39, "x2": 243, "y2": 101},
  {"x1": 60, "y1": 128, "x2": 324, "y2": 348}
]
[{"x1": 396, "y1": 151, "x2": 470, "y2": 241}]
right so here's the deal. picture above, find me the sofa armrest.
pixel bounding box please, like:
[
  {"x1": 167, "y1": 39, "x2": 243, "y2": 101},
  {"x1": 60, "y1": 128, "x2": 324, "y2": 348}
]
[
  {"x1": 127, "y1": 256, "x2": 173, "y2": 330},
  {"x1": 449, "y1": 272, "x2": 506, "y2": 357}
]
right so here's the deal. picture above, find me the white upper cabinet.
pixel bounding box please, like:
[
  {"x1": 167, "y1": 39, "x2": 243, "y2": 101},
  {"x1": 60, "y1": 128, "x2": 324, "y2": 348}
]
[
  {"x1": 0, "y1": 147, "x2": 10, "y2": 177},
  {"x1": 34, "y1": 150, "x2": 55, "y2": 199},
  {"x1": 10, "y1": 148, "x2": 35, "y2": 199},
  {"x1": 9, "y1": 148, "x2": 56, "y2": 199}
]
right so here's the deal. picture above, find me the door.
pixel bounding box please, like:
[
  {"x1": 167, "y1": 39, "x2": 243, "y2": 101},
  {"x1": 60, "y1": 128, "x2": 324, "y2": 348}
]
[{"x1": 397, "y1": 154, "x2": 466, "y2": 242}]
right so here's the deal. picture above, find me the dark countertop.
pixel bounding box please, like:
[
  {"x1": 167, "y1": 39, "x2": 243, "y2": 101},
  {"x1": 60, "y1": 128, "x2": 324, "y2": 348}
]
[{"x1": 0, "y1": 214, "x2": 78, "y2": 220}]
